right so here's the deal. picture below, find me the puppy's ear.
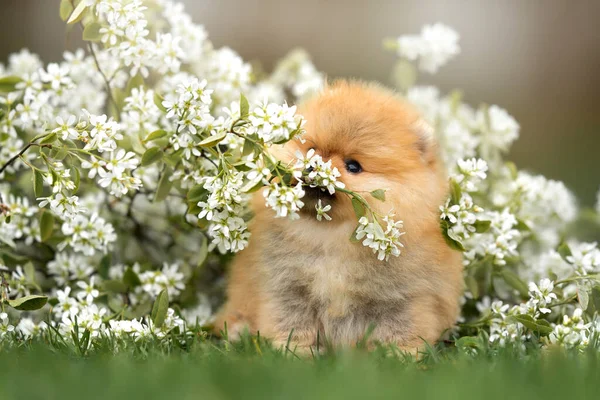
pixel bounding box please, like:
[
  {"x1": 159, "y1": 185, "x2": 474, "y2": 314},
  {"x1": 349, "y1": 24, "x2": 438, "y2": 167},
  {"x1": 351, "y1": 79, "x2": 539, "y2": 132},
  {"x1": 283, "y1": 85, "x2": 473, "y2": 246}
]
[{"x1": 412, "y1": 119, "x2": 437, "y2": 165}]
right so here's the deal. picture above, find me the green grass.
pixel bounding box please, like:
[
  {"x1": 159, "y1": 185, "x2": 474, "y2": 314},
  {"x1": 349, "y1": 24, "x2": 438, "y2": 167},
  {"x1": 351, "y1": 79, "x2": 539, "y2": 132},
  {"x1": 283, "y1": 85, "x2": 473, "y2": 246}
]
[{"x1": 1, "y1": 336, "x2": 600, "y2": 400}]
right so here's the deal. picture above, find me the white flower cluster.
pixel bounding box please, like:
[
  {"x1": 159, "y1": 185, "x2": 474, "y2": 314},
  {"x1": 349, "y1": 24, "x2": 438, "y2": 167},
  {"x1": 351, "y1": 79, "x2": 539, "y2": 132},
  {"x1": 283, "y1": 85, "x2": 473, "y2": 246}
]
[
  {"x1": 264, "y1": 183, "x2": 305, "y2": 220},
  {"x1": 440, "y1": 158, "x2": 487, "y2": 245},
  {"x1": 268, "y1": 49, "x2": 325, "y2": 102},
  {"x1": 163, "y1": 77, "x2": 213, "y2": 137},
  {"x1": 197, "y1": 172, "x2": 250, "y2": 253},
  {"x1": 293, "y1": 149, "x2": 346, "y2": 195},
  {"x1": 108, "y1": 308, "x2": 185, "y2": 340},
  {"x1": 195, "y1": 48, "x2": 251, "y2": 108},
  {"x1": 0, "y1": 191, "x2": 40, "y2": 247},
  {"x1": 248, "y1": 102, "x2": 304, "y2": 144},
  {"x1": 395, "y1": 23, "x2": 460, "y2": 73},
  {"x1": 48, "y1": 253, "x2": 95, "y2": 286},
  {"x1": 355, "y1": 215, "x2": 406, "y2": 261},
  {"x1": 107, "y1": 262, "x2": 186, "y2": 304},
  {"x1": 0, "y1": 312, "x2": 15, "y2": 341},
  {"x1": 94, "y1": 0, "x2": 185, "y2": 77},
  {"x1": 405, "y1": 86, "x2": 519, "y2": 170},
  {"x1": 468, "y1": 209, "x2": 522, "y2": 266},
  {"x1": 565, "y1": 242, "x2": 600, "y2": 276},
  {"x1": 487, "y1": 279, "x2": 557, "y2": 347},
  {"x1": 59, "y1": 213, "x2": 117, "y2": 256},
  {"x1": 487, "y1": 301, "x2": 527, "y2": 348},
  {"x1": 52, "y1": 286, "x2": 184, "y2": 341},
  {"x1": 493, "y1": 171, "x2": 578, "y2": 248},
  {"x1": 548, "y1": 308, "x2": 592, "y2": 350}
]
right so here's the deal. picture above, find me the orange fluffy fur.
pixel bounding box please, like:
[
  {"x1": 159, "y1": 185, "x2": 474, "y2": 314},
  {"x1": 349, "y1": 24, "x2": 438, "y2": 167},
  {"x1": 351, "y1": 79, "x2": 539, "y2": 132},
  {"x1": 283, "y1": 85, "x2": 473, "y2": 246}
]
[{"x1": 213, "y1": 80, "x2": 463, "y2": 353}]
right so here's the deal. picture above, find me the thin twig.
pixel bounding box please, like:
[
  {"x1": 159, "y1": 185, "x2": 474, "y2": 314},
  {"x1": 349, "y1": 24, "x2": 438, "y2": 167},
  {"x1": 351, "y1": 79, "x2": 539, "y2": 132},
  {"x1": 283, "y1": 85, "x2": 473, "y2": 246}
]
[
  {"x1": 0, "y1": 143, "x2": 34, "y2": 176},
  {"x1": 87, "y1": 42, "x2": 117, "y2": 111}
]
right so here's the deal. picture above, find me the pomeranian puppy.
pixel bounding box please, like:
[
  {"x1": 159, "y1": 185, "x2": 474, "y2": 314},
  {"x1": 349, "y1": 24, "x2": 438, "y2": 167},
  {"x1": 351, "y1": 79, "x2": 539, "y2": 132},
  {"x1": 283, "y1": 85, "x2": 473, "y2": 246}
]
[{"x1": 214, "y1": 80, "x2": 463, "y2": 353}]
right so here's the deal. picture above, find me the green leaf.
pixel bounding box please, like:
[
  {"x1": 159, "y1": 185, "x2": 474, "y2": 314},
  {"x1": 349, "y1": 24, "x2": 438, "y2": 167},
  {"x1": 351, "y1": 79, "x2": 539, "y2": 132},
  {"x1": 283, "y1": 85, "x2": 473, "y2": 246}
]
[
  {"x1": 440, "y1": 221, "x2": 465, "y2": 252},
  {"x1": 125, "y1": 74, "x2": 145, "y2": 96},
  {"x1": 450, "y1": 180, "x2": 462, "y2": 205},
  {"x1": 351, "y1": 197, "x2": 365, "y2": 219},
  {"x1": 505, "y1": 161, "x2": 518, "y2": 180},
  {"x1": 473, "y1": 220, "x2": 491, "y2": 233},
  {"x1": 154, "y1": 93, "x2": 167, "y2": 112},
  {"x1": 515, "y1": 218, "x2": 531, "y2": 232},
  {"x1": 143, "y1": 129, "x2": 168, "y2": 143},
  {"x1": 509, "y1": 314, "x2": 553, "y2": 335},
  {"x1": 591, "y1": 286, "x2": 600, "y2": 313},
  {"x1": 187, "y1": 185, "x2": 207, "y2": 203},
  {"x1": 141, "y1": 147, "x2": 164, "y2": 166},
  {"x1": 154, "y1": 167, "x2": 173, "y2": 203},
  {"x1": 67, "y1": 1, "x2": 87, "y2": 24},
  {"x1": 198, "y1": 132, "x2": 227, "y2": 148},
  {"x1": 151, "y1": 289, "x2": 169, "y2": 329},
  {"x1": 59, "y1": 0, "x2": 74, "y2": 21},
  {"x1": 557, "y1": 242, "x2": 572, "y2": 262},
  {"x1": 71, "y1": 166, "x2": 81, "y2": 193},
  {"x1": 102, "y1": 280, "x2": 128, "y2": 294},
  {"x1": 33, "y1": 169, "x2": 44, "y2": 197},
  {"x1": 40, "y1": 132, "x2": 58, "y2": 144},
  {"x1": 8, "y1": 295, "x2": 48, "y2": 311},
  {"x1": 82, "y1": 22, "x2": 102, "y2": 42},
  {"x1": 52, "y1": 147, "x2": 68, "y2": 161},
  {"x1": 39, "y1": 211, "x2": 54, "y2": 242},
  {"x1": 197, "y1": 235, "x2": 208, "y2": 268},
  {"x1": 500, "y1": 269, "x2": 529, "y2": 298},
  {"x1": 350, "y1": 224, "x2": 361, "y2": 243},
  {"x1": 370, "y1": 189, "x2": 386, "y2": 202},
  {"x1": 23, "y1": 262, "x2": 36, "y2": 283},
  {"x1": 242, "y1": 139, "x2": 255, "y2": 157},
  {"x1": 239, "y1": 93, "x2": 250, "y2": 118},
  {"x1": 0, "y1": 76, "x2": 22, "y2": 93},
  {"x1": 465, "y1": 275, "x2": 479, "y2": 299},
  {"x1": 577, "y1": 283, "x2": 590, "y2": 310},
  {"x1": 123, "y1": 266, "x2": 142, "y2": 288},
  {"x1": 98, "y1": 254, "x2": 111, "y2": 279},
  {"x1": 241, "y1": 179, "x2": 264, "y2": 194},
  {"x1": 455, "y1": 336, "x2": 480, "y2": 351},
  {"x1": 0, "y1": 251, "x2": 28, "y2": 267}
]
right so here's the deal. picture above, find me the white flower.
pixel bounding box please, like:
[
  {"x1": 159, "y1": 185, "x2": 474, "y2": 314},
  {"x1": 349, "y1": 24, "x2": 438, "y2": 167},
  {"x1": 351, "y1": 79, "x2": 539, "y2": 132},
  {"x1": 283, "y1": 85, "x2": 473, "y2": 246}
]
[
  {"x1": 16, "y1": 318, "x2": 47, "y2": 339},
  {"x1": 478, "y1": 105, "x2": 520, "y2": 156},
  {"x1": 0, "y1": 312, "x2": 15, "y2": 339},
  {"x1": 264, "y1": 182, "x2": 305, "y2": 220},
  {"x1": 355, "y1": 214, "x2": 405, "y2": 261},
  {"x1": 294, "y1": 150, "x2": 345, "y2": 195},
  {"x1": 60, "y1": 213, "x2": 117, "y2": 256},
  {"x1": 315, "y1": 199, "x2": 332, "y2": 221},
  {"x1": 52, "y1": 115, "x2": 78, "y2": 140},
  {"x1": 396, "y1": 23, "x2": 460, "y2": 73},
  {"x1": 39, "y1": 63, "x2": 73, "y2": 91},
  {"x1": 527, "y1": 278, "x2": 558, "y2": 314},
  {"x1": 96, "y1": 149, "x2": 142, "y2": 197},
  {"x1": 566, "y1": 242, "x2": 600, "y2": 276},
  {"x1": 76, "y1": 277, "x2": 100, "y2": 302},
  {"x1": 38, "y1": 193, "x2": 86, "y2": 219},
  {"x1": 455, "y1": 158, "x2": 488, "y2": 191},
  {"x1": 248, "y1": 101, "x2": 304, "y2": 144}
]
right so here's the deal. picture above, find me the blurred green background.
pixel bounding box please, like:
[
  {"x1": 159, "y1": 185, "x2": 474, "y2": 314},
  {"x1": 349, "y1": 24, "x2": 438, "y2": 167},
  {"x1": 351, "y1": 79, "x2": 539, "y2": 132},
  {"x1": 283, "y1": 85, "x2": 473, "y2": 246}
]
[{"x1": 1, "y1": 0, "x2": 598, "y2": 205}]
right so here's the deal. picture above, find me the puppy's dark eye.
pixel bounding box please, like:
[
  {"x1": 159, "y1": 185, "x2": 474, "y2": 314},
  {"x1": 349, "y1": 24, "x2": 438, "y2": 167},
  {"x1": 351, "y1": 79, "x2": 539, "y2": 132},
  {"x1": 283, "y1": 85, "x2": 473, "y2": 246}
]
[{"x1": 345, "y1": 159, "x2": 362, "y2": 174}]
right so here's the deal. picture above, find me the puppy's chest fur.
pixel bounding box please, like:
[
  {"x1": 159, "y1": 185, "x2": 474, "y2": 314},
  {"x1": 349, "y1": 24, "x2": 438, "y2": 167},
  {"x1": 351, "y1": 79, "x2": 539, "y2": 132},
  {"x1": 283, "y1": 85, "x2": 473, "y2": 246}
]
[{"x1": 259, "y1": 224, "x2": 413, "y2": 338}]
